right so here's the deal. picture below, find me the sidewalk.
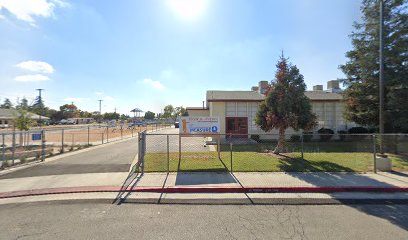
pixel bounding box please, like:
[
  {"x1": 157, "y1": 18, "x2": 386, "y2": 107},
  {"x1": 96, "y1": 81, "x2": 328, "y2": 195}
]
[{"x1": 1, "y1": 171, "x2": 408, "y2": 202}]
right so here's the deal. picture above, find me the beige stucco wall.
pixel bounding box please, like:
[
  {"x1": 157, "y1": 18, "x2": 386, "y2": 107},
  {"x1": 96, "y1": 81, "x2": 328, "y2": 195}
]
[
  {"x1": 310, "y1": 101, "x2": 356, "y2": 131},
  {"x1": 187, "y1": 109, "x2": 209, "y2": 117},
  {"x1": 209, "y1": 102, "x2": 226, "y2": 134},
  {"x1": 206, "y1": 99, "x2": 356, "y2": 138}
]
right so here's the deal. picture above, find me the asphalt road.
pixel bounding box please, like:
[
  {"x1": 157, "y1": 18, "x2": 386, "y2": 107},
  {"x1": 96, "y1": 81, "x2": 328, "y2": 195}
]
[
  {"x1": 0, "y1": 202, "x2": 407, "y2": 239},
  {"x1": 0, "y1": 138, "x2": 138, "y2": 179}
]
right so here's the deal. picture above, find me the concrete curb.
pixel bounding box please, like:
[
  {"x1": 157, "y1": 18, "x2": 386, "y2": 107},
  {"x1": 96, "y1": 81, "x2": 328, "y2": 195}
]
[{"x1": 1, "y1": 186, "x2": 408, "y2": 199}]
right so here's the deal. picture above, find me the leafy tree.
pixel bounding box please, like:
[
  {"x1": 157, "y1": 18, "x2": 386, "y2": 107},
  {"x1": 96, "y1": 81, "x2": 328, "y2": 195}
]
[
  {"x1": 30, "y1": 96, "x2": 45, "y2": 115},
  {"x1": 14, "y1": 110, "x2": 33, "y2": 131},
  {"x1": 16, "y1": 97, "x2": 29, "y2": 110},
  {"x1": 79, "y1": 111, "x2": 93, "y2": 118},
  {"x1": 119, "y1": 114, "x2": 130, "y2": 121},
  {"x1": 340, "y1": 0, "x2": 408, "y2": 132},
  {"x1": 162, "y1": 105, "x2": 174, "y2": 119},
  {"x1": 255, "y1": 55, "x2": 317, "y2": 153},
  {"x1": 1, "y1": 98, "x2": 13, "y2": 109},
  {"x1": 103, "y1": 112, "x2": 120, "y2": 120},
  {"x1": 174, "y1": 106, "x2": 187, "y2": 120},
  {"x1": 59, "y1": 104, "x2": 79, "y2": 119},
  {"x1": 144, "y1": 111, "x2": 155, "y2": 120}
]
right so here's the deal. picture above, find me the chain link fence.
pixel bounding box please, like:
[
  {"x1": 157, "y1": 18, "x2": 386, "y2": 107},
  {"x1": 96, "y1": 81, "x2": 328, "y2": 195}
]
[
  {"x1": 141, "y1": 133, "x2": 408, "y2": 173},
  {"x1": 0, "y1": 123, "x2": 172, "y2": 169}
]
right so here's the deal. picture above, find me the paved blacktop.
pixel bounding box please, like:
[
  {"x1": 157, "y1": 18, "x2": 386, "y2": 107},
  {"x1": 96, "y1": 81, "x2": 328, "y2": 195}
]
[{"x1": 1, "y1": 127, "x2": 408, "y2": 204}]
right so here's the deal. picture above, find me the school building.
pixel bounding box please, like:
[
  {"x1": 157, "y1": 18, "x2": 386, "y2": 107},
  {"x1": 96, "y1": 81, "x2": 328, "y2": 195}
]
[{"x1": 186, "y1": 80, "x2": 357, "y2": 138}]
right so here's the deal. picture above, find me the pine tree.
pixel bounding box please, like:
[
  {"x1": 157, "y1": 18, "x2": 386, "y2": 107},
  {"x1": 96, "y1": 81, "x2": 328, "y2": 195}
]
[
  {"x1": 1, "y1": 98, "x2": 13, "y2": 109},
  {"x1": 16, "y1": 97, "x2": 29, "y2": 110},
  {"x1": 255, "y1": 55, "x2": 317, "y2": 153},
  {"x1": 340, "y1": 0, "x2": 408, "y2": 132},
  {"x1": 31, "y1": 96, "x2": 45, "y2": 116}
]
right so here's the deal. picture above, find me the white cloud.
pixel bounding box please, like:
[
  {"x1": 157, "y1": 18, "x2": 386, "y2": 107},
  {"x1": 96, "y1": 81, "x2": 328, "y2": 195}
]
[
  {"x1": 16, "y1": 60, "x2": 54, "y2": 73},
  {"x1": 0, "y1": 0, "x2": 68, "y2": 25},
  {"x1": 14, "y1": 74, "x2": 50, "y2": 82},
  {"x1": 103, "y1": 96, "x2": 114, "y2": 101},
  {"x1": 63, "y1": 97, "x2": 89, "y2": 103},
  {"x1": 95, "y1": 91, "x2": 104, "y2": 95},
  {"x1": 143, "y1": 78, "x2": 165, "y2": 90}
]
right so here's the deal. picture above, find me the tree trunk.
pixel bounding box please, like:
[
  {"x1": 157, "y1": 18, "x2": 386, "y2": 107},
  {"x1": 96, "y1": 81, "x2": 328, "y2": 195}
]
[{"x1": 273, "y1": 127, "x2": 286, "y2": 154}]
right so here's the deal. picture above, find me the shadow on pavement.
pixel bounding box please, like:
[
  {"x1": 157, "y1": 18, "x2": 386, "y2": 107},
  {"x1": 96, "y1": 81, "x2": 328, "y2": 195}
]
[
  {"x1": 282, "y1": 159, "x2": 408, "y2": 230},
  {"x1": 175, "y1": 172, "x2": 237, "y2": 185}
]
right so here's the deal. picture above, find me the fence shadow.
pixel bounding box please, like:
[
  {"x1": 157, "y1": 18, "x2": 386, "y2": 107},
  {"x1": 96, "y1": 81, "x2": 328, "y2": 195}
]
[
  {"x1": 175, "y1": 172, "x2": 237, "y2": 185},
  {"x1": 278, "y1": 157, "x2": 357, "y2": 173},
  {"x1": 284, "y1": 167, "x2": 408, "y2": 230}
]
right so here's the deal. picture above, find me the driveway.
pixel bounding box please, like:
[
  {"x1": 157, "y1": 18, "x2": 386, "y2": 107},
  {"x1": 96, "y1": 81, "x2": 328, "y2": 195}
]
[{"x1": 0, "y1": 138, "x2": 138, "y2": 179}]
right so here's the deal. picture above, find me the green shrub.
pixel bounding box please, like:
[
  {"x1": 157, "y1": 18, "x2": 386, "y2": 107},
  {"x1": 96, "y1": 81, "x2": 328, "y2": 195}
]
[
  {"x1": 318, "y1": 128, "x2": 334, "y2": 141},
  {"x1": 290, "y1": 134, "x2": 301, "y2": 142},
  {"x1": 303, "y1": 132, "x2": 313, "y2": 142},
  {"x1": 348, "y1": 127, "x2": 369, "y2": 134},
  {"x1": 1, "y1": 160, "x2": 10, "y2": 168},
  {"x1": 348, "y1": 127, "x2": 369, "y2": 140},
  {"x1": 337, "y1": 130, "x2": 347, "y2": 141},
  {"x1": 250, "y1": 135, "x2": 260, "y2": 142},
  {"x1": 20, "y1": 156, "x2": 27, "y2": 163}
]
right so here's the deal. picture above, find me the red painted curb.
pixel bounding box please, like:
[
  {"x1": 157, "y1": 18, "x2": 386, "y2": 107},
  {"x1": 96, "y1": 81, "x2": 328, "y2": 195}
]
[{"x1": 1, "y1": 186, "x2": 408, "y2": 199}]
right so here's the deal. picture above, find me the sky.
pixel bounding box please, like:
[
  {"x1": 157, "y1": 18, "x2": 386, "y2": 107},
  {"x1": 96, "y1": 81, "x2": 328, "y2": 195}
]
[{"x1": 0, "y1": 0, "x2": 362, "y2": 115}]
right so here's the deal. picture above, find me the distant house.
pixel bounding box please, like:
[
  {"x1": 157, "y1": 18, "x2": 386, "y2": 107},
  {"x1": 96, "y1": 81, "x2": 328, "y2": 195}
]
[
  {"x1": 0, "y1": 108, "x2": 49, "y2": 128},
  {"x1": 186, "y1": 80, "x2": 357, "y2": 139}
]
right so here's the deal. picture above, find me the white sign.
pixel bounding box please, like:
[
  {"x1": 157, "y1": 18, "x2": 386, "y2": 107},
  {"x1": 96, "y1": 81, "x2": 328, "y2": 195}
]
[{"x1": 179, "y1": 116, "x2": 220, "y2": 134}]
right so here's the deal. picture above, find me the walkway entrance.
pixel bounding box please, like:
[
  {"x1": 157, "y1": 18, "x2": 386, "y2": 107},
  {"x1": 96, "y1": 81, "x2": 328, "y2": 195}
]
[{"x1": 226, "y1": 117, "x2": 248, "y2": 138}]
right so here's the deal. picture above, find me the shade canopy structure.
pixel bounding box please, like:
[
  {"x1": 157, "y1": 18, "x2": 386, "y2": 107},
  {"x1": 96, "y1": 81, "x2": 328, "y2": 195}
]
[{"x1": 130, "y1": 108, "x2": 143, "y2": 118}]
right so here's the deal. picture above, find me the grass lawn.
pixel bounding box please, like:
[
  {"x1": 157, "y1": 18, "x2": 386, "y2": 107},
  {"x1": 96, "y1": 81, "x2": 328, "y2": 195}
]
[
  {"x1": 144, "y1": 151, "x2": 408, "y2": 173},
  {"x1": 144, "y1": 142, "x2": 408, "y2": 172}
]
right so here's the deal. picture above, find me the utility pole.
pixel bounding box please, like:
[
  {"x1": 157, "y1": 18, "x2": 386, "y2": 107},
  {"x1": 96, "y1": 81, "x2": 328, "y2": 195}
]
[
  {"x1": 98, "y1": 100, "x2": 103, "y2": 114},
  {"x1": 379, "y1": 0, "x2": 385, "y2": 154},
  {"x1": 36, "y1": 89, "x2": 44, "y2": 127}
]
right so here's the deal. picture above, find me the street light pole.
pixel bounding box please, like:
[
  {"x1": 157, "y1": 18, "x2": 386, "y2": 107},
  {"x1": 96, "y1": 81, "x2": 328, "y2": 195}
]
[
  {"x1": 36, "y1": 88, "x2": 44, "y2": 127},
  {"x1": 379, "y1": 0, "x2": 385, "y2": 154},
  {"x1": 98, "y1": 100, "x2": 103, "y2": 114}
]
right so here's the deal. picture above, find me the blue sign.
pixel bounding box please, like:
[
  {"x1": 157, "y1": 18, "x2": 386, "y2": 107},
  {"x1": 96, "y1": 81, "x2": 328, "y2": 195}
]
[{"x1": 32, "y1": 133, "x2": 42, "y2": 141}]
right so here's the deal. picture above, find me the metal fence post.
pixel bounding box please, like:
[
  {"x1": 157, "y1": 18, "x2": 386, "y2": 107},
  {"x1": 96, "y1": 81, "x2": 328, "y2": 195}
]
[
  {"x1": 121, "y1": 126, "x2": 123, "y2": 139},
  {"x1": 138, "y1": 132, "x2": 141, "y2": 171},
  {"x1": 106, "y1": 126, "x2": 109, "y2": 143},
  {"x1": 301, "y1": 133, "x2": 304, "y2": 160},
  {"x1": 179, "y1": 134, "x2": 181, "y2": 161},
  {"x1": 217, "y1": 134, "x2": 221, "y2": 159},
  {"x1": 230, "y1": 142, "x2": 233, "y2": 173},
  {"x1": 12, "y1": 131, "x2": 16, "y2": 165},
  {"x1": 87, "y1": 126, "x2": 90, "y2": 146},
  {"x1": 1, "y1": 134, "x2": 5, "y2": 167},
  {"x1": 61, "y1": 129, "x2": 64, "y2": 153},
  {"x1": 373, "y1": 134, "x2": 377, "y2": 173},
  {"x1": 131, "y1": 127, "x2": 134, "y2": 137},
  {"x1": 167, "y1": 135, "x2": 170, "y2": 173},
  {"x1": 102, "y1": 132, "x2": 104, "y2": 144},
  {"x1": 141, "y1": 131, "x2": 145, "y2": 173},
  {"x1": 41, "y1": 130, "x2": 45, "y2": 162}
]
